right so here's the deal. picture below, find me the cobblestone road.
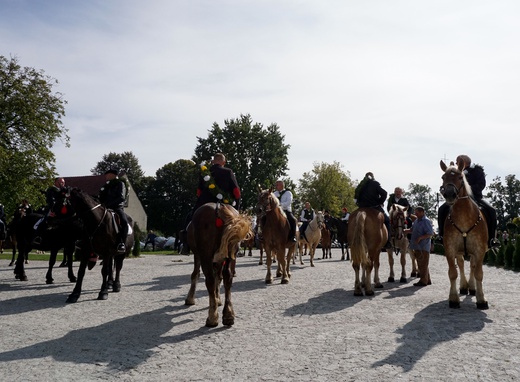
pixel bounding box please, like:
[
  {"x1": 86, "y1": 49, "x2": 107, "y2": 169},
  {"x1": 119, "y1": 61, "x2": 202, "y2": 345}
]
[{"x1": 1, "y1": 249, "x2": 519, "y2": 381}]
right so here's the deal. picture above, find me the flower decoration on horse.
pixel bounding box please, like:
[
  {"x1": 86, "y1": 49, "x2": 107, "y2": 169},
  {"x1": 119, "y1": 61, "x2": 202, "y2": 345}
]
[{"x1": 200, "y1": 162, "x2": 236, "y2": 207}]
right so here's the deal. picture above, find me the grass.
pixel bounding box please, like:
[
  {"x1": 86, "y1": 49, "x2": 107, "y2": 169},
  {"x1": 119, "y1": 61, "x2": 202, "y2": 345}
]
[{"x1": 0, "y1": 249, "x2": 182, "y2": 262}]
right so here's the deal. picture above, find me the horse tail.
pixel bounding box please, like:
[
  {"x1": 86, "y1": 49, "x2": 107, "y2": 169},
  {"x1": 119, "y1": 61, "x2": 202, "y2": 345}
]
[
  {"x1": 350, "y1": 211, "x2": 369, "y2": 267},
  {"x1": 215, "y1": 207, "x2": 254, "y2": 262}
]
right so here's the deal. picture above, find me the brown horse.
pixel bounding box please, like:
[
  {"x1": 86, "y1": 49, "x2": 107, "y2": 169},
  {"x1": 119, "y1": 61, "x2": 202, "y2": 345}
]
[
  {"x1": 185, "y1": 202, "x2": 252, "y2": 327},
  {"x1": 440, "y1": 160, "x2": 489, "y2": 309},
  {"x1": 256, "y1": 187, "x2": 296, "y2": 284},
  {"x1": 347, "y1": 208, "x2": 388, "y2": 296},
  {"x1": 327, "y1": 217, "x2": 350, "y2": 260},
  {"x1": 295, "y1": 211, "x2": 324, "y2": 266},
  {"x1": 387, "y1": 204, "x2": 417, "y2": 283},
  {"x1": 320, "y1": 224, "x2": 332, "y2": 260}
]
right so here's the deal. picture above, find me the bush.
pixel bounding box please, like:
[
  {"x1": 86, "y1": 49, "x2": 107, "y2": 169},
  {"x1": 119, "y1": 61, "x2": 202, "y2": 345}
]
[
  {"x1": 514, "y1": 236, "x2": 520, "y2": 271},
  {"x1": 495, "y1": 243, "x2": 505, "y2": 267},
  {"x1": 504, "y1": 240, "x2": 515, "y2": 269}
]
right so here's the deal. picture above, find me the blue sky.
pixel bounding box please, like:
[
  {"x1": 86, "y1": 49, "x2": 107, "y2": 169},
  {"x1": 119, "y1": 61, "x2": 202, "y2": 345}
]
[{"x1": 1, "y1": 0, "x2": 519, "y2": 198}]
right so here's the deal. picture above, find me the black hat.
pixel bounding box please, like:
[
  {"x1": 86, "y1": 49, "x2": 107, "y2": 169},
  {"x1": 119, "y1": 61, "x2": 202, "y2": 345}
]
[{"x1": 105, "y1": 169, "x2": 118, "y2": 175}]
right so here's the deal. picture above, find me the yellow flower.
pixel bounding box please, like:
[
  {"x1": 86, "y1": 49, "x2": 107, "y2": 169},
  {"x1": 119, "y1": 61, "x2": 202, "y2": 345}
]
[
  {"x1": 209, "y1": 184, "x2": 215, "y2": 189},
  {"x1": 201, "y1": 165, "x2": 207, "y2": 171},
  {"x1": 223, "y1": 199, "x2": 229, "y2": 203}
]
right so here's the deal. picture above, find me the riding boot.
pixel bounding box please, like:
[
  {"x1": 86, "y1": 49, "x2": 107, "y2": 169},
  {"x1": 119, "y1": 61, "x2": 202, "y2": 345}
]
[{"x1": 436, "y1": 203, "x2": 450, "y2": 245}]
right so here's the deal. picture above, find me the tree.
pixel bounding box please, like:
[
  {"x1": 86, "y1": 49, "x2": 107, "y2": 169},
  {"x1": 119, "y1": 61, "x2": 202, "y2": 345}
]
[
  {"x1": 193, "y1": 114, "x2": 291, "y2": 210},
  {"x1": 406, "y1": 183, "x2": 437, "y2": 221},
  {"x1": 0, "y1": 55, "x2": 69, "y2": 214},
  {"x1": 296, "y1": 161, "x2": 355, "y2": 217},
  {"x1": 91, "y1": 151, "x2": 146, "y2": 196},
  {"x1": 144, "y1": 159, "x2": 198, "y2": 235},
  {"x1": 487, "y1": 175, "x2": 520, "y2": 230}
]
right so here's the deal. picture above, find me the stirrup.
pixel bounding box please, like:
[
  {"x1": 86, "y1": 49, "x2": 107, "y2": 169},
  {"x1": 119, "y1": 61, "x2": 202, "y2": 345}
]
[{"x1": 117, "y1": 243, "x2": 126, "y2": 254}]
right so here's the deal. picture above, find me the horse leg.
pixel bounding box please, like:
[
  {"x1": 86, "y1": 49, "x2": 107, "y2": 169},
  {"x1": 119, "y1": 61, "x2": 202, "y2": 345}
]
[
  {"x1": 203, "y1": 262, "x2": 219, "y2": 327},
  {"x1": 387, "y1": 249, "x2": 395, "y2": 282},
  {"x1": 265, "y1": 248, "x2": 273, "y2": 284},
  {"x1": 97, "y1": 259, "x2": 110, "y2": 300},
  {"x1": 278, "y1": 249, "x2": 289, "y2": 284},
  {"x1": 14, "y1": 248, "x2": 28, "y2": 281},
  {"x1": 364, "y1": 262, "x2": 375, "y2": 295},
  {"x1": 286, "y1": 246, "x2": 293, "y2": 280},
  {"x1": 352, "y1": 262, "x2": 363, "y2": 296},
  {"x1": 185, "y1": 255, "x2": 201, "y2": 305},
  {"x1": 66, "y1": 247, "x2": 77, "y2": 283},
  {"x1": 457, "y1": 255, "x2": 469, "y2": 295},
  {"x1": 222, "y1": 259, "x2": 235, "y2": 326},
  {"x1": 9, "y1": 246, "x2": 16, "y2": 266},
  {"x1": 372, "y1": 253, "x2": 383, "y2": 289},
  {"x1": 46, "y1": 249, "x2": 58, "y2": 284},
  {"x1": 309, "y1": 245, "x2": 315, "y2": 267},
  {"x1": 67, "y1": 260, "x2": 87, "y2": 303},
  {"x1": 471, "y1": 254, "x2": 488, "y2": 309},
  {"x1": 399, "y1": 251, "x2": 407, "y2": 283},
  {"x1": 446, "y1": 255, "x2": 460, "y2": 308},
  {"x1": 112, "y1": 255, "x2": 124, "y2": 292}
]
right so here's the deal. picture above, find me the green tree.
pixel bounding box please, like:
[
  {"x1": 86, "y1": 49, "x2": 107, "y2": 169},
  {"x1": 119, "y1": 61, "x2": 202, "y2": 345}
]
[
  {"x1": 193, "y1": 114, "x2": 290, "y2": 210},
  {"x1": 0, "y1": 56, "x2": 69, "y2": 214},
  {"x1": 145, "y1": 159, "x2": 198, "y2": 235},
  {"x1": 487, "y1": 175, "x2": 520, "y2": 231},
  {"x1": 406, "y1": 183, "x2": 437, "y2": 220},
  {"x1": 91, "y1": 151, "x2": 146, "y2": 195},
  {"x1": 296, "y1": 161, "x2": 355, "y2": 217}
]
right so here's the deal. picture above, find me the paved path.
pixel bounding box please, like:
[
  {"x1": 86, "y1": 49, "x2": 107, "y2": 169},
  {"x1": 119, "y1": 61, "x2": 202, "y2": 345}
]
[{"x1": 1, "y1": 249, "x2": 519, "y2": 381}]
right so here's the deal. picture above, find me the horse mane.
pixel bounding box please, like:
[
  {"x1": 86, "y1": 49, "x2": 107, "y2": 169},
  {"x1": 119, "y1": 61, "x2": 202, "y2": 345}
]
[{"x1": 447, "y1": 164, "x2": 473, "y2": 198}]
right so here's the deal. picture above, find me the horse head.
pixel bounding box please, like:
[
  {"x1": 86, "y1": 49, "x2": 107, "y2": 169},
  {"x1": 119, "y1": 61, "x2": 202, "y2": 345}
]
[
  {"x1": 440, "y1": 160, "x2": 471, "y2": 205},
  {"x1": 316, "y1": 211, "x2": 325, "y2": 229},
  {"x1": 255, "y1": 187, "x2": 278, "y2": 218},
  {"x1": 389, "y1": 204, "x2": 407, "y2": 240}
]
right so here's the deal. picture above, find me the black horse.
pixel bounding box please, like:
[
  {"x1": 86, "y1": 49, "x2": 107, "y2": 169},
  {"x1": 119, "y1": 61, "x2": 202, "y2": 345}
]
[
  {"x1": 64, "y1": 188, "x2": 134, "y2": 303},
  {"x1": 327, "y1": 216, "x2": 350, "y2": 260},
  {"x1": 14, "y1": 200, "x2": 80, "y2": 284}
]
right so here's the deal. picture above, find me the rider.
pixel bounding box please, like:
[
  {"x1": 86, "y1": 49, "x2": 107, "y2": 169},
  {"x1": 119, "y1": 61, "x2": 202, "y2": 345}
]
[
  {"x1": 180, "y1": 153, "x2": 241, "y2": 255},
  {"x1": 99, "y1": 169, "x2": 129, "y2": 254},
  {"x1": 437, "y1": 154, "x2": 499, "y2": 249},
  {"x1": 386, "y1": 187, "x2": 411, "y2": 214},
  {"x1": 299, "y1": 201, "x2": 315, "y2": 237},
  {"x1": 354, "y1": 172, "x2": 392, "y2": 250},
  {"x1": 341, "y1": 207, "x2": 350, "y2": 223},
  {"x1": 33, "y1": 177, "x2": 67, "y2": 245},
  {"x1": 273, "y1": 180, "x2": 297, "y2": 242}
]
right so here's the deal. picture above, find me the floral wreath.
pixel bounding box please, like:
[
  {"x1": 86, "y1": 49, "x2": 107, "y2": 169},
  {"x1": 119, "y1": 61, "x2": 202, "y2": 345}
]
[{"x1": 200, "y1": 162, "x2": 236, "y2": 206}]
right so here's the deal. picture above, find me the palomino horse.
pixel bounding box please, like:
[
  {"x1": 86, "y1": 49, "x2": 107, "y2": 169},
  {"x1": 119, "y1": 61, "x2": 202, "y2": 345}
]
[
  {"x1": 295, "y1": 211, "x2": 324, "y2": 266},
  {"x1": 64, "y1": 188, "x2": 134, "y2": 303},
  {"x1": 320, "y1": 223, "x2": 332, "y2": 260},
  {"x1": 184, "y1": 202, "x2": 252, "y2": 327},
  {"x1": 327, "y1": 216, "x2": 350, "y2": 260},
  {"x1": 256, "y1": 187, "x2": 296, "y2": 284},
  {"x1": 440, "y1": 160, "x2": 489, "y2": 309},
  {"x1": 13, "y1": 202, "x2": 80, "y2": 284},
  {"x1": 386, "y1": 204, "x2": 417, "y2": 283},
  {"x1": 347, "y1": 207, "x2": 388, "y2": 296}
]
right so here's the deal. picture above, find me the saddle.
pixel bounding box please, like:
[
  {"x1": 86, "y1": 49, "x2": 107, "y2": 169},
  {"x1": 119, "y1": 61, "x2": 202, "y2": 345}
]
[{"x1": 108, "y1": 211, "x2": 133, "y2": 236}]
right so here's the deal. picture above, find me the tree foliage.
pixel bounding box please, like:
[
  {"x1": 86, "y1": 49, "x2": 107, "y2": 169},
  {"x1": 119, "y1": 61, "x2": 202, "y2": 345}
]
[
  {"x1": 144, "y1": 159, "x2": 198, "y2": 236},
  {"x1": 192, "y1": 114, "x2": 291, "y2": 210},
  {"x1": 296, "y1": 161, "x2": 355, "y2": 217},
  {"x1": 487, "y1": 175, "x2": 520, "y2": 230},
  {"x1": 406, "y1": 183, "x2": 438, "y2": 221},
  {"x1": 0, "y1": 56, "x2": 69, "y2": 214},
  {"x1": 91, "y1": 151, "x2": 146, "y2": 195}
]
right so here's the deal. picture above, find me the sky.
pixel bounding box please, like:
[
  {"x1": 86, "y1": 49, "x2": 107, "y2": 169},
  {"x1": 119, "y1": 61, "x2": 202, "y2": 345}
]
[{"x1": 1, "y1": 0, "x2": 519, "y2": 198}]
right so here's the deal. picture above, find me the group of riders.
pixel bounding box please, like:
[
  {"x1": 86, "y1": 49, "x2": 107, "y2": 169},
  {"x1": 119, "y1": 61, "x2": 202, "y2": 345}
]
[
  {"x1": 180, "y1": 152, "x2": 500, "y2": 256},
  {"x1": 2, "y1": 168, "x2": 130, "y2": 257}
]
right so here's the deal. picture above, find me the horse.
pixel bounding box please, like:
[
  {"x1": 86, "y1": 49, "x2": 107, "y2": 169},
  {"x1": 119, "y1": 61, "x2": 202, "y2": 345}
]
[
  {"x1": 64, "y1": 188, "x2": 134, "y2": 303},
  {"x1": 255, "y1": 186, "x2": 296, "y2": 284},
  {"x1": 295, "y1": 211, "x2": 324, "y2": 266},
  {"x1": 440, "y1": 160, "x2": 489, "y2": 309},
  {"x1": 13, "y1": 202, "x2": 79, "y2": 284},
  {"x1": 184, "y1": 202, "x2": 253, "y2": 327},
  {"x1": 320, "y1": 223, "x2": 332, "y2": 260},
  {"x1": 327, "y1": 216, "x2": 350, "y2": 260},
  {"x1": 347, "y1": 207, "x2": 388, "y2": 296},
  {"x1": 386, "y1": 204, "x2": 418, "y2": 283}
]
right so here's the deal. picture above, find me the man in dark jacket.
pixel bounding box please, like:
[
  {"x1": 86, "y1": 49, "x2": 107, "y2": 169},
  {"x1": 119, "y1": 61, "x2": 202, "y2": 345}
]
[
  {"x1": 355, "y1": 172, "x2": 391, "y2": 249},
  {"x1": 180, "y1": 153, "x2": 241, "y2": 255},
  {"x1": 99, "y1": 169, "x2": 129, "y2": 254},
  {"x1": 33, "y1": 177, "x2": 67, "y2": 245},
  {"x1": 437, "y1": 155, "x2": 499, "y2": 249}
]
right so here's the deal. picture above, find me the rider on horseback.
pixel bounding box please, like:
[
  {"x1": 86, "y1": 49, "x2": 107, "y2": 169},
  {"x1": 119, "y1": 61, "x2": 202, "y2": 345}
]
[
  {"x1": 354, "y1": 172, "x2": 392, "y2": 250},
  {"x1": 33, "y1": 177, "x2": 67, "y2": 245},
  {"x1": 99, "y1": 169, "x2": 129, "y2": 254},
  {"x1": 299, "y1": 201, "x2": 315, "y2": 238},
  {"x1": 437, "y1": 154, "x2": 499, "y2": 249},
  {"x1": 274, "y1": 180, "x2": 297, "y2": 242},
  {"x1": 180, "y1": 153, "x2": 241, "y2": 255}
]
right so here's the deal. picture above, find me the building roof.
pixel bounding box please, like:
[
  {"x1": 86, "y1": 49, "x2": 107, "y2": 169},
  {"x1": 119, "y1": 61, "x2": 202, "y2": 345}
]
[{"x1": 63, "y1": 175, "x2": 106, "y2": 196}]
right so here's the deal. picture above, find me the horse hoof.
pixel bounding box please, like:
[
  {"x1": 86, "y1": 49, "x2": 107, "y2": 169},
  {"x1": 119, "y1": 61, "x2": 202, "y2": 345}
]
[
  {"x1": 8, "y1": 261, "x2": 14, "y2": 266},
  {"x1": 205, "y1": 319, "x2": 219, "y2": 328},
  {"x1": 459, "y1": 288, "x2": 469, "y2": 295},
  {"x1": 449, "y1": 301, "x2": 461, "y2": 309},
  {"x1": 469, "y1": 289, "x2": 476, "y2": 296},
  {"x1": 265, "y1": 279, "x2": 273, "y2": 284},
  {"x1": 388, "y1": 277, "x2": 395, "y2": 283},
  {"x1": 66, "y1": 296, "x2": 79, "y2": 303},
  {"x1": 97, "y1": 292, "x2": 109, "y2": 300},
  {"x1": 46, "y1": 278, "x2": 54, "y2": 284},
  {"x1": 354, "y1": 291, "x2": 363, "y2": 296},
  {"x1": 400, "y1": 277, "x2": 407, "y2": 283},
  {"x1": 25, "y1": 260, "x2": 29, "y2": 264},
  {"x1": 223, "y1": 317, "x2": 235, "y2": 326},
  {"x1": 281, "y1": 278, "x2": 289, "y2": 285},
  {"x1": 69, "y1": 276, "x2": 77, "y2": 283},
  {"x1": 477, "y1": 301, "x2": 489, "y2": 310},
  {"x1": 375, "y1": 283, "x2": 384, "y2": 289},
  {"x1": 113, "y1": 282, "x2": 121, "y2": 293},
  {"x1": 258, "y1": 261, "x2": 263, "y2": 266},
  {"x1": 185, "y1": 298, "x2": 195, "y2": 306},
  {"x1": 365, "y1": 290, "x2": 375, "y2": 296},
  {"x1": 276, "y1": 272, "x2": 282, "y2": 278},
  {"x1": 410, "y1": 272, "x2": 417, "y2": 277}
]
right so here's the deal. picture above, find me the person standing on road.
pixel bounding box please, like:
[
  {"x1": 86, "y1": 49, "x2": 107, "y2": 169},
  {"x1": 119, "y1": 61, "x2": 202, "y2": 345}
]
[{"x1": 406, "y1": 206, "x2": 434, "y2": 287}]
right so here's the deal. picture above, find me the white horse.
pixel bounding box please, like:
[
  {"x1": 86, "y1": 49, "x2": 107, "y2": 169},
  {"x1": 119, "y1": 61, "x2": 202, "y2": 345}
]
[
  {"x1": 295, "y1": 211, "x2": 324, "y2": 267},
  {"x1": 387, "y1": 204, "x2": 418, "y2": 283}
]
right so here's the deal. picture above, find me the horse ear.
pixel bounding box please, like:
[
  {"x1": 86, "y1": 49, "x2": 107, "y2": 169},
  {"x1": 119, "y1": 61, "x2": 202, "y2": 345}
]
[{"x1": 440, "y1": 160, "x2": 447, "y2": 172}]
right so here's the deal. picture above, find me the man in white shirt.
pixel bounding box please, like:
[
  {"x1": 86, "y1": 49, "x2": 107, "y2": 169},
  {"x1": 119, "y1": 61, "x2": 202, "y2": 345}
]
[{"x1": 273, "y1": 180, "x2": 297, "y2": 242}]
